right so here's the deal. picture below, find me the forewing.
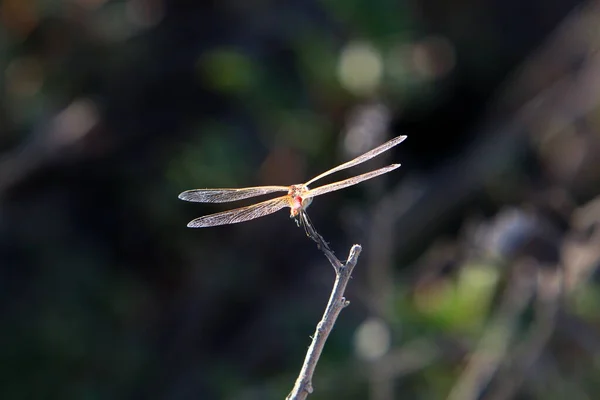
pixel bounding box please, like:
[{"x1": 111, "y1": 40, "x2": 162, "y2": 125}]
[
  {"x1": 186, "y1": 196, "x2": 290, "y2": 228},
  {"x1": 304, "y1": 164, "x2": 401, "y2": 199},
  {"x1": 178, "y1": 186, "x2": 288, "y2": 203},
  {"x1": 305, "y1": 135, "x2": 406, "y2": 186}
]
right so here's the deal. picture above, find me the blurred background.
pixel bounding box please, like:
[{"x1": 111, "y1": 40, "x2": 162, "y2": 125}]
[{"x1": 2, "y1": 0, "x2": 600, "y2": 399}]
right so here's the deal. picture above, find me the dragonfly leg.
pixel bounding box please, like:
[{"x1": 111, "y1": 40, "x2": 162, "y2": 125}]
[
  {"x1": 298, "y1": 211, "x2": 342, "y2": 270},
  {"x1": 299, "y1": 211, "x2": 332, "y2": 253}
]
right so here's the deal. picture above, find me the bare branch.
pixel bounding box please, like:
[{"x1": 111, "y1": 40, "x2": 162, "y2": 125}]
[{"x1": 286, "y1": 210, "x2": 362, "y2": 400}]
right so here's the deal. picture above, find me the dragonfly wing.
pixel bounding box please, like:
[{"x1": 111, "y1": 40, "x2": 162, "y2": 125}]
[
  {"x1": 304, "y1": 164, "x2": 401, "y2": 199},
  {"x1": 305, "y1": 135, "x2": 406, "y2": 186},
  {"x1": 178, "y1": 186, "x2": 289, "y2": 203},
  {"x1": 187, "y1": 196, "x2": 290, "y2": 228}
]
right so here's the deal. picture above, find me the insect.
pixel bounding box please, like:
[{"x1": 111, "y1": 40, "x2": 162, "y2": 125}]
[{"x1": 178, "y1": 135, "x2": 407, "y2": 228}]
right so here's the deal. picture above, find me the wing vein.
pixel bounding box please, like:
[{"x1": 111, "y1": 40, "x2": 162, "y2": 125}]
[
  {"x1": 178, "y1": 186, "x2": 289, "y2": 203},
  {"x1": 187, "y1": 196, "x2": 290, "y2": 228},
  {"x1": 305, "y1": 135, "x2": 406, "y2": 186},
  {"x1": 305, "y1": 164, "x2": 401, "y2": 199}
]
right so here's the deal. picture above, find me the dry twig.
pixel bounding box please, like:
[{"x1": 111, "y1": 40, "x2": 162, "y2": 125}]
[{"x1": 286, "y1": 210, "x2": 363, "y2": 400}]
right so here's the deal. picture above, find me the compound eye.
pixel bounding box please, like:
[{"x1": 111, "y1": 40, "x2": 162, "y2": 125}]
[{"x1": 302, "y1": 197, "x2": 313, "y2": 208}]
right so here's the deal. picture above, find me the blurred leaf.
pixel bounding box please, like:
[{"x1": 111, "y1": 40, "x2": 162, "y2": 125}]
[
  {"x1": 294, "y1": 31, "x2": 340, "y2": 93},
  {"x1": 573, "y1": 282, "x2": 600, "y2": 320},
  {"x1": 415, "y1": 263, "x2": 499, "y2": 333},
  {"x1": 168, "y1": 123, "x2": 257, "y2": 190},
  {"x1": 270, "y1": 109, "x2": 332, "y2": 156},
  {"x1": 198, "y1": 49, "x2": 258, "y2": 95},
  {"x1": 320, "y1": 0, "x2": 412, "y2": 40}
]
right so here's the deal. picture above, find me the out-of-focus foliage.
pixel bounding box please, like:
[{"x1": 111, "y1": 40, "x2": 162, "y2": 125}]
[{"x1": 2, "y1": 0, "x2": 600, "y2": 399}]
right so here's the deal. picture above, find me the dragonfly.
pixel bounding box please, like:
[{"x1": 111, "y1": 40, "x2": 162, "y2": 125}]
[{"x1": 178, "y1": 135, "x2": 407, "y2": 228}]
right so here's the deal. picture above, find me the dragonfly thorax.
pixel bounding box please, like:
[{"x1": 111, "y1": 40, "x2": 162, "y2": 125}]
[
  {"x1": 288, "y1": 184, "x2": 312, "y2": 217},
  {"x1": 288, "y1": 184, "x2": 308, "y2": 197}
]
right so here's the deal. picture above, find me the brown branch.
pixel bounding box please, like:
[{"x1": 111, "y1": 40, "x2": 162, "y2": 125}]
[{"x1": 286, "y1": 210, "x2": 362, "y2": 400}]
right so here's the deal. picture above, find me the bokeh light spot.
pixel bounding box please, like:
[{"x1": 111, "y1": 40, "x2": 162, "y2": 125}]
[
  {"x1": 337, "y1": 41, "x2": 383, "y2": 96},
  {"x1": 50, "y1": 98, "x2": 100, "y2": 146},
  {"x1": 412, "y1": 36, "x2": 456, "y2": 80},
  {"x1": 354, "y1": 317, "x2": 392, "y2": 361},
  {"x1": 1, "y1": 0, "x2": 39, "y2": 36}
]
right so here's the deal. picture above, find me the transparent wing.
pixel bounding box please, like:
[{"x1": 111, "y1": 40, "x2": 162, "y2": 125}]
[
  {"x1": 186, "y1": 196, "x2": 290, "y2": 228},
  {"x1": 304, "y1": 164, "x2": 401, "y2": 199},
  {"x1": 178, "y1": 186, "x2": 289, "y2": 203},
  {"x1": 305, "y1": 135, "x2": 407, "y2": 186}
]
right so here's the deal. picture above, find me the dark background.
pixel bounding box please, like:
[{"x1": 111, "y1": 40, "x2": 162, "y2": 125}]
[{"x1": 2, "y1": 0, "x2": 600, "y2": 399}]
